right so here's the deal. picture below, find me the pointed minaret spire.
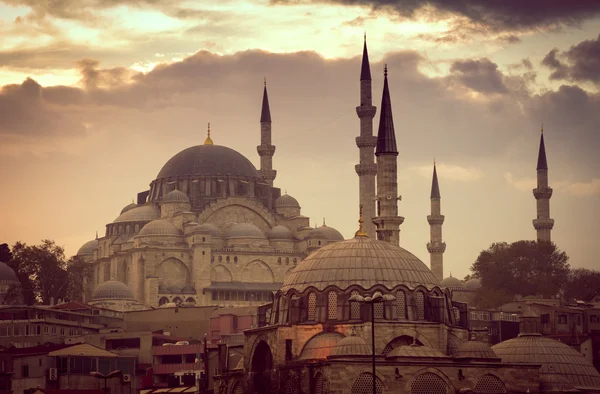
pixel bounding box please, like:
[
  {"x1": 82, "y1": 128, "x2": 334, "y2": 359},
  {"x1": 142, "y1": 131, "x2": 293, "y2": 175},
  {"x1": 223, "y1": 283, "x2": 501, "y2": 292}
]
[
  {"x1": 533, "y1": 125, "x2": 554, "y2": 242},
  {"x1": 427, "y1": 161, "x2": 446, "y2": 281},
  {"x1": 257, "y1": 79, "x2": 276, "y2": 186},
  {"x1": 373, "y1": 65, "x2": 404, "y2": 245},
  {"x1": 375, "y1": 64, "x2": 398, "y2": 156},
  {"x1": 95, "y1": 230, "x2": 98, "y2": 240},
  {"x1": 355, "y1": 35, "x2": 377, "y2": 238}
]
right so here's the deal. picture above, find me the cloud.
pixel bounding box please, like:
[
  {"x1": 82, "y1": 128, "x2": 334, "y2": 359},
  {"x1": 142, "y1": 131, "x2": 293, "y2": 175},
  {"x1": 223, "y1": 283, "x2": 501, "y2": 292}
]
[
  {"x1": 564, "y1": 178, "x2": 600, "y2": 197},
  {"x1": 541, "y1": 34, "x2": 600, "y2": 84},
  {"x1": 505, "y1": 173, "x2": 600, "y2": 197},
  {"x1": 413, "y1": 163, "x2": 483, "y2": 182},
  {"x1": 271, "y1": 0, "x2": 600, "y2": 32},
  {"x1": 504, "y1": 172, "x2": 535, "y2": 191},
  {"x1": 448, "y1": 58, "x2": 508, "y2": 94}
]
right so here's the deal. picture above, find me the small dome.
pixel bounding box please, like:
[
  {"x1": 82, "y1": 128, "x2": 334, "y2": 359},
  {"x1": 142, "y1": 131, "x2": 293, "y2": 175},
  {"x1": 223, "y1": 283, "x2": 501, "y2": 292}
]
[
  {"x1": 453, "y1": 340, "x2": 498, "y2": 360},
  {"x1": 299, "y1": 332, "x2": 344, "y2": 360},
  {"x1": 77, "y1": 239, "x2": 99, "y2": 256},
  {"x1": 162, "y1": 189, "x2": 190, "y2": 204},
  {"x1": 138, "y1": 219, "x2": 183, "y2": 237},
  {"x1": 440, "y1": 275, "x2": 465, "y2": 290},
  {"x1": 281, "y1": 236, "x2": 440, "y2": 293},
  {"x1": 386, "y1": 344, "x2": 446, "y2": 359},
  {"x1": 305, "y1": 228, "x2": 326, "y2": 240},
  {"x1": 315, "y1": 225, "x2": 344, "y2": 241},
  {"x1": 92, "y1": 280, "x2": 135, "y2": 301},
  {"x1": 275, "y1": 194, "x2": 300, "y2": 208},
  {"x1": 120, "y1": 202, "x2": 137, "y2": 215},
  {"x1": 182, "y1": 285, "x2": 196, "y2": 294},
  {"x1": 330, "y1": 333, "x2": 371, "y2": 357},
  {"x1": 267, "y1": 225, "x2": 294, "y2": 240},
  {"x1": 464, "y1": 278, "x2": 482, "y2": 290},
  {"x1": 114, "y1": 205, "x2": 159, "y2": 223},
  {"x1": 0, "y1": 262, "x2": 19, "y2": 283},
  {"x1": 195, "y1": 223, "x2": 222, "y2": 238},
  {"x1": 225, "y1": 223, "x2": 265, "y2": 239},
  {"x1": 492, "y1": 335, "x2": 600, "y2": 391}
]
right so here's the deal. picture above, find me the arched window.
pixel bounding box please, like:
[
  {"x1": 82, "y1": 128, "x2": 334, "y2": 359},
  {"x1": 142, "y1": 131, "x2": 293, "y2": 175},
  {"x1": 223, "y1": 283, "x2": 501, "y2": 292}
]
[
  {"x1": 395, "y1": 291, "x2": 406, "y2": 320},
  {"x1": 278, "y1": 257, "x2": 282, "y2": 264},
  {"x1": 159, "y1": 297, "x2": 169, "y2": 306},
  {"x1": 134, "y1": 224, "x2": 140, "y2": 232},
  {"x1": 314, "y1": 372, "x2": 325, "y2": 394},
  {"x1": 350, "y1": 290, "x2": 361, "y2": 319},
  {"x1": 185, "y1": 298, "x2": 196, "y2": 305},
  {"x1": 278, "y1": 297, "x2": 286, "y2": 324},
  {"x1": 234, "y1": 256, "x2": 238, "y2": 263},
  {"x1": 453, "y1": 307, "x2": 460, "y2": 322},
  {"x1": 351, "y1": 373, "x2": 383, "y2": 394},
  {"x1": 285, "y1": 257, "x2": 289, "y2": 264},
  {"x1": 327, "y1": 291, "x2": 338, "y2": 320},
  {"x1": 308, "y1": 292, "x2": 317, "y2": 321},
  {"x1": 374, "y1": 302, "x2": 384, "y2": 319},
  {"x1": 411, "y1": 372, "x2": 448, "y2": 394},
  {"x1": 173, "y1": 297, "x2": 182, "y2": 304},
  {"x1": 414, "y1": 291, "x2": 425, "y2": 321},
  {"x1": 125, "y1": 225, "x2": 130, "y2": 233},
  {"x1": 218, "y1": 256, "x2": 222, "y2": 262},
  {"x1": 474, "y1": 374, "x2": 507, "y2": 393},
  {"x1": 226, "y1": 256, "x2": 230, "y2": 263},
  {"x1": 232, "y1": 381, "x2": 244, "y2": 394}
]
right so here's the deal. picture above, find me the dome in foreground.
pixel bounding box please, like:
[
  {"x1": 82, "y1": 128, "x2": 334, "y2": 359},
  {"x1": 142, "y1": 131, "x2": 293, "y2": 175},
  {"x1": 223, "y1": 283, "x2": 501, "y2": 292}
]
[
  {"x1": 492, "y1": 335, "x2": 600, "y2": 391},
  {"x1": 0, "y1": 262, "x2": 19, "y2": 284},
  {"x1": 281, "y1": 236, "x2": 440, "y2": 293},
  {"x1": 92, "y1": 280, "x2": 135, "y2": 301},
  {"x1": 113, "y1": 204, "x2": 159, "y2": 223},
  {"x1": 138, "y1": 219, "x2": 183, "y2": 237},
  {"x1": 77, "y1": 238, "x2": 99, "y2": 256},
  {"x1": 156, "y1": 145, "x2": 259, "y2": 180},
  {"x1": 453, "y1": 339, "x2": 498, "y2": 360},
  {"x1": 330, "y1": 333, "x2": 371, "y2": 357}
]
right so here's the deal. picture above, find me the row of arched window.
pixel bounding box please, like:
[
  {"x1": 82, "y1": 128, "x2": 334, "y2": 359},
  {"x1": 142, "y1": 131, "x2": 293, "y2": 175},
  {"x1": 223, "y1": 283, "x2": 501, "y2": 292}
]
[
  {"x1": 106, "y1": 223, "x2": 143, "y2": 237},
  {"x1": 277, "y1": 257, "x2": 297, "y2": 265},
  {"x1": 211, "y1": 255, "x2": 239, "y2": 263},
  {"x1": 158, "y1": 297, "x2": 196, "y2": 306}
]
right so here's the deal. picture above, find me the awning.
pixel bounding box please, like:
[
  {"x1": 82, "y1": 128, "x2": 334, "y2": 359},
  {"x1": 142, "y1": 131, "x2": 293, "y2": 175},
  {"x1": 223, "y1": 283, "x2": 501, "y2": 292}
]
[{"x1": 206, "y1": 282, "x2": 282, "y2": 291}]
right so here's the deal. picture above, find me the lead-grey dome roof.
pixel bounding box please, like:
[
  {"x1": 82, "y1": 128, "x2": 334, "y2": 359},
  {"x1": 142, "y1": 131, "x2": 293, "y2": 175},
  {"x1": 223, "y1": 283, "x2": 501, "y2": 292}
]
[
  {"x1": 113, "y1": 205, "x2": 159, "y2": 223},
  {"x1": 187, "y1": 222, "x2": 221, "y2": 237},
  {"x1": 267, "y1": 225, "x2": 294, "y2": 240},
  {"x1": 281, "y1": 236, "x2": 440, "y2": 293},
  {"x1": 162, "y1": 189, "x2": 189, "y2": 203},
  {"x1": 314, "y1": 225, "x2": 344, "y2": 241},
  {"x1": 77, "y1": 239, "x2": 99, "y2": 256},
  {"x1": 440, "y1": 275, "x2": 465, "y2": 290},
  {"x1": 139, "y1": 219, "x2": 183, "y2": 237},
  {"x1": 92, "y1": 280, "x2": 135, "y2": 301},
  {"x1": 492, "y1": 335, "x2": 600, "y2": 391},
  {"x1": 330, "y1": 333, "x2": 371, "y2": 357},
  {"x1": 225, "y1": 223, "x2": 265, "y2": 239},
  {"x1": 156, "y1": 145, "x2": 259, "y2": 180},
  {"x1": 120, "y1": 202, "x2": 137, "y2": 215},
  {"x1": 453, "y1": 340, "x2": 498, "y2": 360},
  {"x1": 0, "y1": 262, "x2": 19, "y2": 283},
  {"x1": 275, "y1": 194, "x2": 300, "y2": 208}
]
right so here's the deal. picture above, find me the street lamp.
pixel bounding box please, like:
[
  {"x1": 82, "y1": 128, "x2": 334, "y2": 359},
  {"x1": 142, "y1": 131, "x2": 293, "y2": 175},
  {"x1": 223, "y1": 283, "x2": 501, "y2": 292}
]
[
  {"x1": 90, "y1": 370, "x2": 122, "y2": 394},
  {"x1": 349, "y1": 291, "x2": 395, "y2": 394}
]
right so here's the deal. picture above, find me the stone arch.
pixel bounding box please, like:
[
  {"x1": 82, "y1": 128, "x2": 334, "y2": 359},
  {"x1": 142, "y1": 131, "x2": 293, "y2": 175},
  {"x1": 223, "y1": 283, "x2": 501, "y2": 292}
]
[
  {"x1": 210, "y1": 265, "x2": 233, "y2": 282},
  {"x1": 314, "y1": 372, "x2": 325, "y2": 394},
  {"x1": 379, "y1": 329, "x2": 433, "y2": 354},
  {"x1": 250, "y1": 340, "x2": 274, "y2": 394},
  {"x1": 173, "y1": 297, "x2": 182, "y2": 304},
  {"x1": 242, "y1": 260, "x2": 274, "y2": 283},
  {"x1": 157, "y1": 258, "x2": 190, "y2": 289},
  {"x1": 382, "y1": 335, "x2": 423, "y2": 356},
  {"x1": 405, "y1": 368, "x2": 453, "y2": 394},
  {"x1": 158, "y1": 297, "x2": 169, "y2": 306},
  {"x1": 185, "y1": 297, "x2": 196, "y2": 305},
  {"x1": 198, "y1": 197, "x2": 277, "y2": 231}
]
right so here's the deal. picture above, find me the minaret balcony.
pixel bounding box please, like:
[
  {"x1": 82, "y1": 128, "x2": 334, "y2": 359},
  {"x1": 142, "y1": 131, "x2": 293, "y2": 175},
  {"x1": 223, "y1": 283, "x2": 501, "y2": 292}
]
[
  {"x1": 257, "y1": 145, "x2": 276, "y2": 156},
  {"x1": 259, "y1": 169, "x2": 277, "y2": 181},
  {"x1": 427, "y1": 242, "x2": 446, "y2": 253},
  {"x1": 427, "y1": 215, "x2": 445, "y2": 225},
  {"x1": 373, "y1": 215, "x2": 405, "y2": 226},
  {"x1": 533, "y1": 218, "x2": 554, "y2": 230},
  {"x1": 533, "y1": 187, "x2": 553, "y2": 199},
  {"x1": 355, "y1": 163, "x2": 377, "y2": 176},
  {"x1": 355, "y1": 135, "x2": 377, "y2": 148},
  {"x1": 355, "y1": 105, "x2": 376, "y2": 118}
]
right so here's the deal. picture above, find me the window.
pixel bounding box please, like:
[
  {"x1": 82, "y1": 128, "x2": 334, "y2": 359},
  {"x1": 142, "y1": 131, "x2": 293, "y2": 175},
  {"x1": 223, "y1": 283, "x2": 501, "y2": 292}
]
[
  {"x1": 374, "y1": 302, "x2": 384, "y2": 319},
  {"x1": 22, "y1": 365, "x2": 29, "y2": 378},
  {"x1": 577, "y1": 315, "x2": 582, "y2": 326},
  {"x1": 540, "y1": 314, "x2": 550, "y2": 324},
  {"x1": 558, "y1": 314, "x2": 568, "y2": 324},
  {"x1": 350, "y1": 291, "x2": 361, "y2": 319},
  {"x1": 36, "y1": 325, "x2": 41, "y2": 335},
  {"x1": 414, "y1": 292, "x2": 425, "y2": 321},
  {"x1": 0, "y1": 327, "x2": 7, "y2": 337},
  {"x1": 351, "y1": 373, "x2": 383, "y2": 394},
  {"x1": 411, "y1": 372, "x2": 447, "y2": 394},
  {"x1": 474, "y1": 374, "x2": 507, "y2": 393},
  {"x1": 591, "y1": 315, "x2": 598, "y2": 323},
  {"x1": 44, "y1": 325, "x2": 50, "y2": 334},
  {"x1": 308, "y1": 293, "x2": 317, "y2": 321},
  {"x1": 395, "y1": 291, "x2": 406, "y2": 320},
  {"x1": 52, "y1": 327, "x2": 57, "y2": 335},
  {"x1": 328, "y1": 291, "x2": 338, "y2": 320}
]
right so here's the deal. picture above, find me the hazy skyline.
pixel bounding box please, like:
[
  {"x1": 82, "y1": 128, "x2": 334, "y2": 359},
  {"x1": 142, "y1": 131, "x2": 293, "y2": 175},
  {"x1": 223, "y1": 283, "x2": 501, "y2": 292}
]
[{"x1": 1, "y1": 0, "x2": 599, "y2": 279}]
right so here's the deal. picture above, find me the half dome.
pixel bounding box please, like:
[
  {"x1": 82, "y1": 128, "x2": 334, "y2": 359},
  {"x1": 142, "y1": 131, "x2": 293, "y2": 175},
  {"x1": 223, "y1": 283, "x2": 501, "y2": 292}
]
[
  {"x1": 92, "y1": 280, "x2": 135, "y2": 301},
  {"x1": 226, "y1": 223, "x2": 265, "y2": 239},
  {"x1": 281, "y1": 236, "x2": 440, "y2": 293},
  {"x1": 77, "y1": 239, "x2": 99, "y2": 256},
  {"x1": 330, "y1": 333, "x2": 371, "y2": 357},
  {"x1": 113, "y1": 205, "x2": 160, "y2": 223},
  {"x1": 267, "y1": 225, "x2": 294, "y2": 240},
  {"x1": 156, "y1": 145, "x2": 259, "y2": 180},
  {"x1": 138, "y1": 219, "x2": 183, "y2": 237}
]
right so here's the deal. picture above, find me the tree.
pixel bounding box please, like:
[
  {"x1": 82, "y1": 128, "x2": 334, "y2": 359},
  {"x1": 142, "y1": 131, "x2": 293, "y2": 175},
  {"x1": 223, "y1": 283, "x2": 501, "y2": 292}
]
[
  {"x1": 8, "y1": 240, "x2": 69, "y2": 305},
  {"x1": 0, "y1": 243, "x2": 11, "y2": 263},
  {"x1": 65, "y1": 255, "x2": 92, "y2": 303},
  {"x1": 471, "y1": 240, "x2": 570, "y2": 304},
  {"x1": 563, "y1": 268, "x2": 600, "y2": 301}
]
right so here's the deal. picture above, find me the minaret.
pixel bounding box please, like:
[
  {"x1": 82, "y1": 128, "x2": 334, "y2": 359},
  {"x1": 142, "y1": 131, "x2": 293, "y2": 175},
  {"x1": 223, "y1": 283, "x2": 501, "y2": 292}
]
[
  {"x1": 257, "y1": 79, "x2": 277, "y2": 186},
  {"x1": 355, "y1": 34, "x2": 378, "y2": 238},
  {"x1": 373, "y1": 65, "x2": 404, "y2": 245},
  {"x1": 532, "y1": 126, "x2": 554, "y2": 242},
  {"x1": 427, "y1": 161, "x2": 446, "y2": 281}
]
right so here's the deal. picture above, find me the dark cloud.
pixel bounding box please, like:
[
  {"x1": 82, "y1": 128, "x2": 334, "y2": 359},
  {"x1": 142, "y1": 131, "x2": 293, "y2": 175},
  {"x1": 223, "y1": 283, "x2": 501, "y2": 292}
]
[
  {"x1": 542, "y1": 34, "x2": 600, "y2": 84},
  {"x1": 449, "y1": 58, "x2": 508, "y2": 94},
  {"x1": 271, "y1": 0, "x2": 600, "y2": 32}
]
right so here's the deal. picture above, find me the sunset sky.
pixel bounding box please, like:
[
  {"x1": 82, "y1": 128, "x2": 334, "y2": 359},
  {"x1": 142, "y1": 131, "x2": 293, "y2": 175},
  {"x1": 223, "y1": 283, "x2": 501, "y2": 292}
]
[{"x1": 1, "y1": 0, "x2": 599, "y2": 279}]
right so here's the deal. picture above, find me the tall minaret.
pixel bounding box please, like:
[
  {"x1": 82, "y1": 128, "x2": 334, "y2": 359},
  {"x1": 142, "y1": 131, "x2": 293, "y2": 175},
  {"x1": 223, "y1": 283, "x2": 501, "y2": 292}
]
[
  {"x1": 532, "y1": 126, "x2": 554, "y2": 242},
  {"x1": 355, "y1": 34, "x2": 377, "y2": 238},
  {"x1": 373, "y1": 65, "x2": 404, "y2": 245},
  {"x1": 257, "y1": 79, "x2": 277, "y2": 186},
  {"x1": 427, "y1": 161, "x2": 445, "y2": 281}
]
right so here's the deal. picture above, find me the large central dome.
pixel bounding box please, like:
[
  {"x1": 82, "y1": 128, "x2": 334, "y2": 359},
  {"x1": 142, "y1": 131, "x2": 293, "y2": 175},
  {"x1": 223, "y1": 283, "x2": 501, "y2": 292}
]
[
  {"x1": 156, "y1": 145, "x2": 259, "y2": 180},
  {"x1": 281, "y1": 236, "x2": 440, "y2": 293}
]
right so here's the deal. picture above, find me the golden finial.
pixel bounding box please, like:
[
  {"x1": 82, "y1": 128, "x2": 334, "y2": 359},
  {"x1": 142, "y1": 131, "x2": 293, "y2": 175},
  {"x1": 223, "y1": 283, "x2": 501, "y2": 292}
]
[
  {"x1": 433, "y1": 157, "x2": 436, "y2": 166},
  {"x1": 264, "y1": 77, "x2": 266, "y2": 87},
  {"x1": 355, "y1": 204, "x2": 368, "y2": 237},
  {"x1": 541, "y1": 123, "x2": 544, "y2": 133},
  {"x1": 204, "y1": 122, "x2": 213, "y2": 145},
  {"x1": 384, "y1": 63, "x2": 388, "y2": 77}
]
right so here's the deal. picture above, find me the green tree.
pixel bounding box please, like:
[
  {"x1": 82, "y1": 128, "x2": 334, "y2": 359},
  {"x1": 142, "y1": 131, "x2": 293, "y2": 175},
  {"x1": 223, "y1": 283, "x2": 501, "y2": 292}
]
[
  {"x1": 563, "y1": 268, "x2": 600, "y2": 301},
  {"x1": 65, "y1": 255, "x2": 92, "y2": 303},
  {"x1": 471, "y1": 240, "x2": 570, "y2": 303},
  {"x1": 8, "y1": 240, "x2": 69, "y2": 305},
  {"x1": 0, "y1": 243, "x2": 11, "y2": 263}
]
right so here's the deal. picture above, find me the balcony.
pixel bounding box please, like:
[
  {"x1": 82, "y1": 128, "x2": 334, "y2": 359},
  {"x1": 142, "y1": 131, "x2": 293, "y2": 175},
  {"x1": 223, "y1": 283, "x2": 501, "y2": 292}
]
[{"x1": 154, "y1": 363, "x2": 202, "y2": 375}]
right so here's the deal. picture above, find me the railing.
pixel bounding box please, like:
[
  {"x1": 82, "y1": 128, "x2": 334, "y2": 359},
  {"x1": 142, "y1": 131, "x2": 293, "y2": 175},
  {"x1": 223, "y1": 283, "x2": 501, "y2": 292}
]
[{"x1": 154, "y1": 363, "x2": 202, "y2": 375}]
